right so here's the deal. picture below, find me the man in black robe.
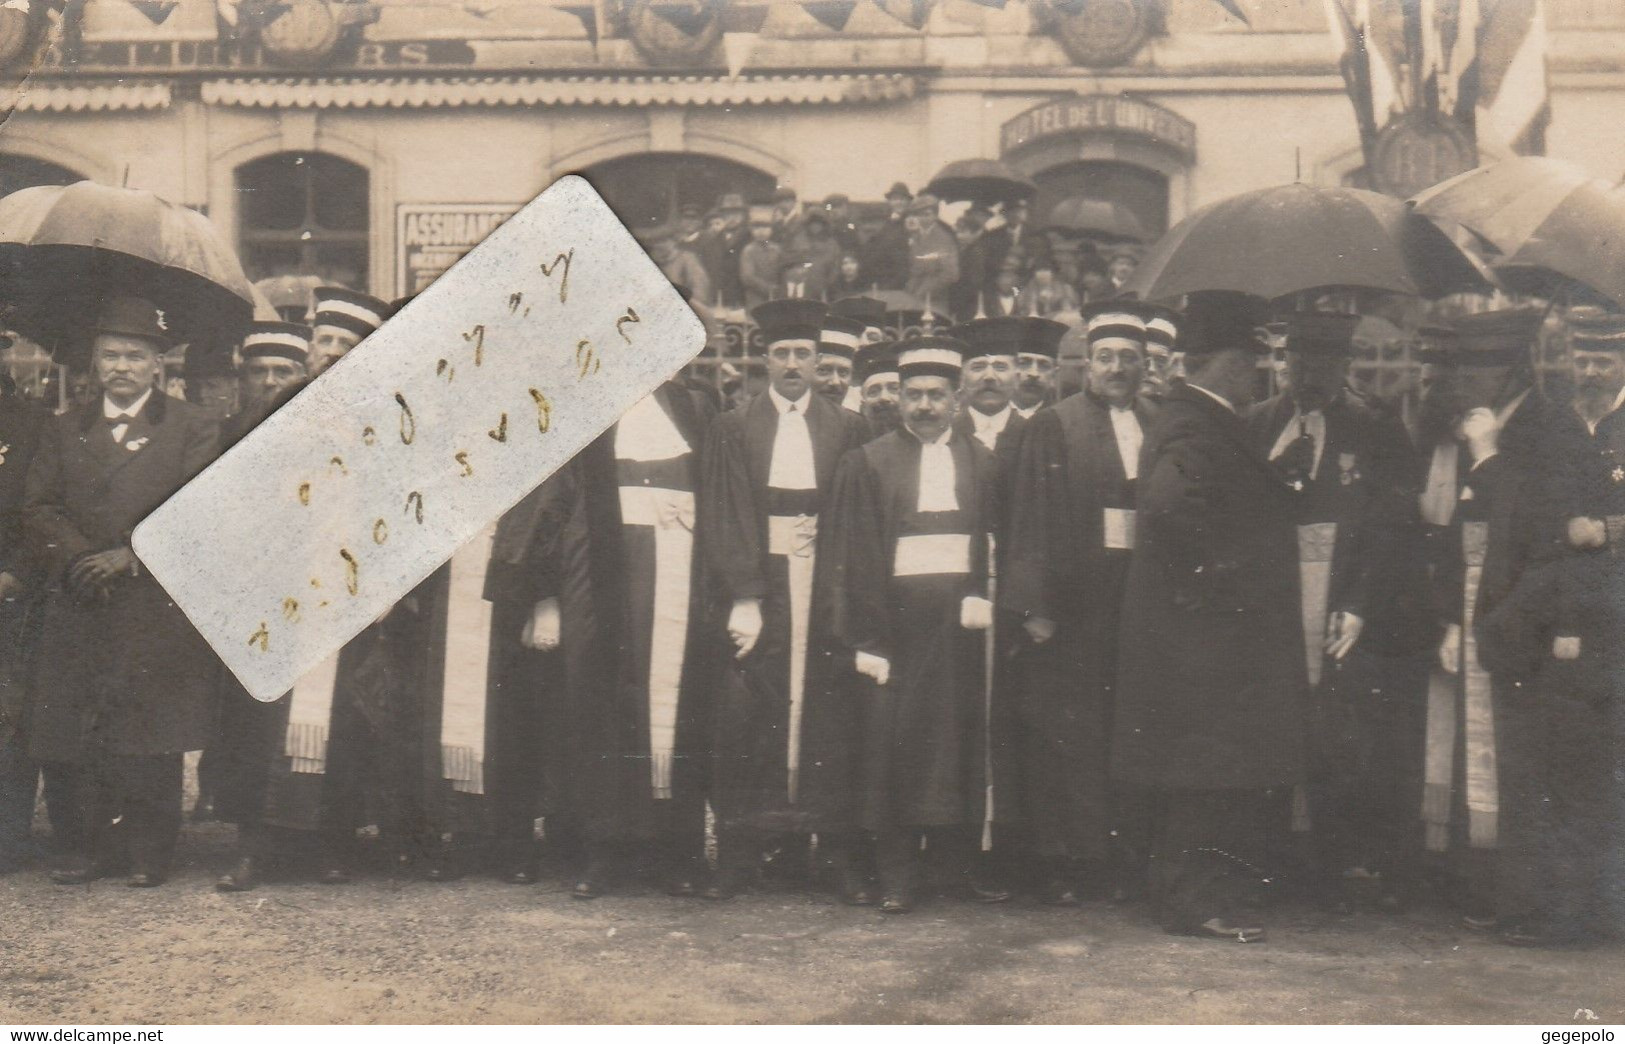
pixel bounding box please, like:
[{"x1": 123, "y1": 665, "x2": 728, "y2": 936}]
[
  {"x1": 1012, "y1": 316, "x2": 1065, "y2": 418},
  {"x1": 1005, "y1": 303, "x2": 1158, "y2": 905},
  {"x1": 813, "y1": 314, "x2": 863, "y2": 410},
  {"x1": 826, "y1": 336, "x2": 1003, "y2": 913},
  {"x1": 702, "y1": 299, "x2": 870, "y2": 898},
  {"x1": 514, "y1": 381, "x2": 721, "y2": 897},
  {"x1": 1480, "y1": 306, "x2": 1625, "y2": 946},
  {"x1": 1414, "y1": 309, "x2": 1548, "y2": 923},
  {"x1": 1113, "y1": 292, "x2": 1308, "y2": 942},
  {"x1": 1249, "y1": 312, "x2": 1421, "y2": 912}
]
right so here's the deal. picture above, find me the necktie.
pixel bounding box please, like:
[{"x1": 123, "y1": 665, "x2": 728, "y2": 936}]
[{"x1": 108, "y1": 414, "x2": 135, "y2": 443}]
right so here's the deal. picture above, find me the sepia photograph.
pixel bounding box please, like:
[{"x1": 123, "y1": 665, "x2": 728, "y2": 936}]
[{"x1": 0, "y1": 0, "x2": 1623, "y2": 1029}]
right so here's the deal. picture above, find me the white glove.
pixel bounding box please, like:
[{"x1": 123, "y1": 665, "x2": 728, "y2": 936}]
[
  {"x1": 728, "y1": 598, "x2": 764, "y2": 659},
  {"x1": 1023, "y1": 615, "x2": 1056, "y2": 645},
  {"x1": 1459, "y1": 407, "x2": 1500, "y2": 465},
  {"x1": 960, "y1": 596, "x2": 993, "y2": 631},
  {"x1": 1438, "y1": 622, "x2": 1462, "y2": 675},
  {"x1": 1553, "y1": 635, "x2": 1582, "y2": 661},
  {"x1": 1324, "y1": 612, "x2": 1364, "y2": 661},
  {"x1": 855, "y1": 651, "x2": 891, "y2": 686},
  {"x1": 520, "y1": 597, "x2": 560, "y2": 650},
  {"x1": 1568, "y1": 516, "x2": 1608, "y2": 550}
]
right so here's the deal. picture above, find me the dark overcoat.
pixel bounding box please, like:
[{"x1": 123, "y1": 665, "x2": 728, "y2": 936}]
[
  {"x1": 1112, "y1": 384, "x2": 1308, "y2": 791},
  {"x1": 24, "y1": 392, "x2": 219, "y2": 762}
]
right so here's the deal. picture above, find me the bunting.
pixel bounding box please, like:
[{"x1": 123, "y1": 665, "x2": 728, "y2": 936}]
[
  {"x1": 802, "y1": 0, "x2": 858, "y2": 30},
  {"x1": 873, "y1": 0, "x2": 932, "y2": 29}
]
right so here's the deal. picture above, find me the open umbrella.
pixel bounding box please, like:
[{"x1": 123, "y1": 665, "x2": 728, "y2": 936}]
[
  {"x1": 1045, "y1": 197, "x2": 1148, "y2": 244},
  {"x1": 253, "y1": 273, "x2": 326, "y2": 322},
  {"x1": 1411, "y1": 157, "x2": 1625, "y2": 307},
  {"x1": 1123, "y1": 183, "x2": 1489, "y2": 303},
  {"x1": 0, "y1": 181, "x2": 255, "y2": 364},
  {"x1": 925, "y1": 159, "x2": 1037, "y2": 208}
]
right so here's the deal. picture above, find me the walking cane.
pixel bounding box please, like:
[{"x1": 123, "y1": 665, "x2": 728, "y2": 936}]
[{"x1": 982, "y1": 533, "x2": 996, "y2": 853}]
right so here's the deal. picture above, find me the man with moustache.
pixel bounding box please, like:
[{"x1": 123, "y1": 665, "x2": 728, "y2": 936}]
[
  {"x1": 1478, "y1": 307, "x2": 1625, "y2": 947},
  {"x1": 1005, "y1": 302, "x2": 1158, "y2": 904},
  {"x1": 1141, "y1": 304, "x2": 1179, "y2": 403},
  {"x1": 27, "y1": 296, "x2": 220, "y2": 887},
  {"x1": 1112, "y1": 292, "x2": 1307, "y2": 941},
  {"x1": 824, "y1": 335, "x2": 1003, "y2": 913},
  {"x1": 1013, "y1": 316, "x2": 1066, "y2": 417},
  {"x1": 1413, "y1": 309, "x2": 1547, "y2": 925},
  {"x1": 703, "y1": 299, "x2": 870, "y2": 898},
  {"x1": 308, "y1": 287, "x2": 388, "y2": 379},
  {"x1": 813, "y1": 314, "x2": 863, "y2": 410},
  {"x1": 1249, "y1": 312, "x2": 1420, "y2": 913},
  {"x1": 855, "y1": 342, "x2": 901, "y2": 439}
]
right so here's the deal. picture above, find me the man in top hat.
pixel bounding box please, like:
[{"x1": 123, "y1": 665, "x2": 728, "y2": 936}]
[
  {"x1": 1474, "y1": 306, "x2": 1625, "y2": 946},
  {"x1": 1141, "y1": 304, "x2": 1180, "y2": 402},
  {"x1": 1413, "y1": 308, "x2": 1548, "y2": 923},
  {"x1": 823, "y1": 335, "x2": 1005, "y2": 913},
  {"x1": 739, "y1": 206, "x2": 784, "y2": 310},
  {"x1": 1248, "y1": 311, "x2": 1420, "y2": 913},
  {"x1": 702, "y1": 298, "x2": 870, "y2": 897},
  {"x1": 309, "y1": 287, "x2": 388, "y2": 379},
  {"x1": 904, "y1": 194, "x2": 958, "y2": 308},
  {"x1": 1111, "y1": 292, "x2": 1308, "y2": 941},
  {"x1": 814, "y1": 314, "x2": 864, "y2": 411},
  {"x1": 25, "y1": 295, "x2": 220, "y2": 886},
  {"x1": 1014, "y1": 315, "x2": 1066, "y2": 418},
  {"x1": 855, "y1": 342, "x2": 902, "y2": 439},
  {"x1": 1004, "y1": 301, "x2": 1159, "y2": 904}
]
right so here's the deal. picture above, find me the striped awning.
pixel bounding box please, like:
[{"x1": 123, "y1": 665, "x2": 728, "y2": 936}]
[
  {"x1": 199, "y1": 73, "x2": 919, "y2": 109},
  {"x1": 0, "y1": 81, "x2": 172, "y2": 112}
]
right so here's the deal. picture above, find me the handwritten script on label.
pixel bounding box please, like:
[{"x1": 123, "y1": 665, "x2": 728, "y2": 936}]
[{"x1": 132, "y1": 175, "x2": 706, "y2": 701}]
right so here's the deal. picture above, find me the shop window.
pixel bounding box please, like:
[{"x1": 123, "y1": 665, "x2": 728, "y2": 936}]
[{"x1": 235, "y1": 152, "x2": 370, "y2": 291}]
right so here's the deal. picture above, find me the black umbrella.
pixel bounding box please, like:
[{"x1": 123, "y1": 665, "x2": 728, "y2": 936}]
[{"x1": 925, "y1": 159, "x2": 1037, "y2": 207}]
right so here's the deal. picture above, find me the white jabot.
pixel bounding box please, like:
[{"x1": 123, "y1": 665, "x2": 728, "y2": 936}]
[
  {"x1": 913, "y1": 426, "x2": 958, "y2": 512},
  {"x1": 1110, "y1": 406, "x2": 1143, "y2": 481},
  {"x1": 1186, "y1": 383, "x2": 1236, "y2": 415},
  {"x1": 1013, "y1": 403, "x2": 1039, "y2": 420},
  {"x1": 615, "y1": 392, "x2": 690, "y2": 462},
  {"x1": 1269, "y1": 408, "x2": 1326, "y2": 480},
  {"x1": 767, "y1": 385, "x2": 817, "y2": 490},
  {"x1": 103, "y1": 388, "x2": 153, "y2": 443},
  {"x1": 969, "y1": 405, "x2": 1012, "y2": 451}
]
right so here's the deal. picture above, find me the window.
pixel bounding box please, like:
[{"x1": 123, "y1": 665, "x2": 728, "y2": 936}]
[
  {"x1": 235, "y1": 152, "x2": 369, "y2": 291},
  {"x1": 579, "y1": 152, "x2": 776, "y2": 231}
]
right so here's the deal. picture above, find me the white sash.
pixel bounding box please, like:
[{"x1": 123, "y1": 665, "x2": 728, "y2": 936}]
[
  {"x1": 285, "y1": 650, "x2": 341, "y2": 774},
  {"x1": 439, "y1": 523, "x2": 496, "y2": 795},
  {"x1": 1103, "y1": 507, "x2": 1137, "y2": 551},
  {"x1": 620, "y1": 484, "x2": 696, "y2": 800},
  {"x1": 893, "y1": 533, "x2": 972, "y2": 577},
  {"x1": 768, "y1": 512, "x2": 818, "y2": 803},
  {"x1": 1296, "y1": 522, "x2": 1337, "y2": 690}
]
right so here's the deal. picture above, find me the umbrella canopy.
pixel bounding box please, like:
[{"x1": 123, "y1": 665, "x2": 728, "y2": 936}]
[
  {"x1": 253, "y1": 273, "x2": 326, "y2": 322},
  {"x1": 1123, "y1": 183, "x2": 1489, "y2": 303},
  {"x1": 1411, "y1": 157, "x2": 1625, "y2": 307},
  {"x1": 924, "y1": 159, "x2": 1037, "y2": 207},
  {"x1": 1045, "y1": 197, "x2": 1149, "y2": 244},
  {"x1": 0, "y1": 181, "x2": 255, "y2": 364}
]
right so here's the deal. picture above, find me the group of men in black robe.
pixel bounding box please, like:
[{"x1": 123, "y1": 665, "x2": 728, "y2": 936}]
[{"x1": 4, "y1": 279, "x2": 1622, "y2": 952}]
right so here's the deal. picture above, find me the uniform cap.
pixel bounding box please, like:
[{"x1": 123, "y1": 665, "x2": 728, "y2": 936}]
[
  {"x1": 241, "y1": 320, "x2": 311, "y2": 363},
  {"x1": 749, "y1": 298, "x2": 826, "y2": 353},
  {"x1": 313, "y1": 287, "x2": 389, "y2": 339},
  {"x1": 896, "y1": 335, "x2": 966, "y2": 382}
]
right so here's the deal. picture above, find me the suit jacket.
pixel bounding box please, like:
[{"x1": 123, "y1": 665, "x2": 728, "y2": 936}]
[
  {"x1": 1112, "y1": 384, "x2": 1308, "y2": 790},
  {"x1": 25, "y1": 392, "x2": 219, "y2": 760}
]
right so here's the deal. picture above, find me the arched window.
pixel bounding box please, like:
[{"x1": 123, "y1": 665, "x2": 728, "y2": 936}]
[
  {"x1": 0, "y1": 154, "x2": 82, "y2": 199},
  {"x1": 578, "y1": 152, "x2": 777, "y2": 230},
  {"x1": 235, "y1": 152, "x2": 369, "y2": 290}
]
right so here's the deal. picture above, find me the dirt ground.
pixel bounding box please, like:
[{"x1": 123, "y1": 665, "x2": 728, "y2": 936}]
[{"x1": 2, "y1": 821, "x2": 1621, "y2": 1026}]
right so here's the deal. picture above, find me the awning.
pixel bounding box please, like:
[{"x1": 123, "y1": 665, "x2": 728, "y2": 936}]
[
  {"x1": 199, "y1": 73, "x2": 919, "y2": 109},
  {"x1": 0, "y1": 81, "x2": 172, "y2": 112}
]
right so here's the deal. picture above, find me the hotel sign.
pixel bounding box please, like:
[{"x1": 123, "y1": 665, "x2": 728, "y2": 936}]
[{"x1": 1000, "y1": 94, "x2": 1196, "y2": 162}]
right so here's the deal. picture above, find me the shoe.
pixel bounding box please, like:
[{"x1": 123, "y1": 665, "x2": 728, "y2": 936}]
[
  {"x1": 422, "y1": 859, "x2": 458, "y2": 883},
  {"x1": 216, "y1": 856, "x2": 259, "y2": 893},
  {"x1": 503, "y1": 866, "x2": 538, "y2": 885},
  {"x1": 319, "y1": 865, "x2": 353, "y2": 884},
  {"x1": 571, "y1": 878, "x2": 602, "y2": 900},
  {"x1": 1039, "y1": 878, "x2": 1080, "y2": 906},
  {"x1": 126, "y1": 871, "x2": 165, "y2": 888},
  {"x1": 841, "y1": 867, "x2": 877, "y2": 906},
  {"x1": 49, "y1": 857, "x2": 105, "y2": 885},
  {"x1": 1191, "y1": 918, "x2": 1265, "y2": 943},
  {"x1": 879, "y1": 890, "x2": 914, "y2": 914},
  {"x1": 964, "y1": 880, "x2": 1012, "y2": 904}
]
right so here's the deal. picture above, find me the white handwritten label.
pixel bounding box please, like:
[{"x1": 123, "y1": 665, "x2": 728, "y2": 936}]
[{"x1": 132, "y1": 175, "x2": 705, "y2": 701}]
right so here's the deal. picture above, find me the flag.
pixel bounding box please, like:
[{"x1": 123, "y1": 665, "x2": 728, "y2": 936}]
[
  {"x1": 802, "y1": 0, "x2": 858, "y2": 30},
  {"x1": 1474, "y1": 0, "x2": 1549, "y2": 154},
  {"x1": 1211, "y1": 0, "x2": 1250, "y2": 25},
  {"x1": 1323, "y1": 0, "x2": 1378, "y2": 158},
  {"x1": 873, "y1": 0, "x2": 932, "y2": 29},
  {"x1": 1359, "y1": 0, "x2": 1405, "y2": 125},
  {"x1": 1439, "y1": 0, "x2": 1480, "y2": 117}
]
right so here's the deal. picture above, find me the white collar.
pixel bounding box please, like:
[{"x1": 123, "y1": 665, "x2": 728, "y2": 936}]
[
  {"x1": 104, "y1": 388, "x2": 153, "y2": 420},
  {"x1": 970, "y1": 404, "x2": 1012, "y2": 433},
  {"x1": 768, "y1": 384, "x2": 811, "y2": 415},
  {"x1": 1186, "y1": 383, "x2": 1236, "y2": 415},
  {"x1": 1014, "y1": 403, "x2": 1039, "y2": 419}
]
